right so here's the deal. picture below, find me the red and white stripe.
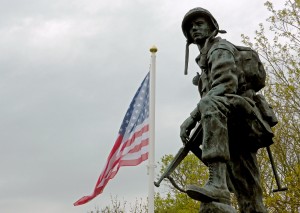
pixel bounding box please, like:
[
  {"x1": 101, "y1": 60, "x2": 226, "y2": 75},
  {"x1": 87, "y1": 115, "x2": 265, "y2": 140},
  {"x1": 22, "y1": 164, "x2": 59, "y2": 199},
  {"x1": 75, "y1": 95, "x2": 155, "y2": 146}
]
[{"x1": 74, "y1": 119, "x2": 149, "y2": 206}]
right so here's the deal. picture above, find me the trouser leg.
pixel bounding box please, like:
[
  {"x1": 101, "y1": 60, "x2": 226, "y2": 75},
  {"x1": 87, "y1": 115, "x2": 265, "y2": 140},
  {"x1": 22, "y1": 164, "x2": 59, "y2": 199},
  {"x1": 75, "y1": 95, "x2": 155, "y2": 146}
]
[
  {"x1": 227, "y1": 151, "x2": 268, "y2": 213},
  {"x1": 186, "y1": 96, "x2": 231, "y2": 204},
  {"x1": 201, "y1": 112, "x2": 230, "y2": 162},
  {"x1": 198, "y1": 95, "x2": 231, "y2": 162}
]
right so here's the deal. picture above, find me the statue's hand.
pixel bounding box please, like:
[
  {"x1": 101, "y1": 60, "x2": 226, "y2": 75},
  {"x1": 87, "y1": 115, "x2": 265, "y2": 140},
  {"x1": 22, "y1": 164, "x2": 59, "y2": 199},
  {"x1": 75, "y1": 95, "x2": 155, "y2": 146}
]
[{"x1": 180, "y1": 116, "x2": 197, "y2": 144}]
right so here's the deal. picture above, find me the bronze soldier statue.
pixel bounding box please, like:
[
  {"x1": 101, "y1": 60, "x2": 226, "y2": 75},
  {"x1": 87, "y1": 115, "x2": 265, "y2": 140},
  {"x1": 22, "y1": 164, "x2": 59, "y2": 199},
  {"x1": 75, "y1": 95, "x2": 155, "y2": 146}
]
[{"x1": 179, "y1": 7, "x2": 278, "y2": 212}]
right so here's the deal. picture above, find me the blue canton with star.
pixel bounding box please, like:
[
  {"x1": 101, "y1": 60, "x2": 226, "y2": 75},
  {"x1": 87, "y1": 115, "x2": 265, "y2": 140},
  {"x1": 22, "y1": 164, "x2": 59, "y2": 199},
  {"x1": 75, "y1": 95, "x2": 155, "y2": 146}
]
[{"x1": 119, "y1": 73, "x2": 150, "y2": 136}]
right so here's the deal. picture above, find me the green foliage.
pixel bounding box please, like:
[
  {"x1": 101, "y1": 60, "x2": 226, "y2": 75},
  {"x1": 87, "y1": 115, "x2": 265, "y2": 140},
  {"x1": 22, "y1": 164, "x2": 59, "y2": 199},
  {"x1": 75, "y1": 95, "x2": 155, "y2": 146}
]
[
  {"x1": 242, "y1": 0, "x2": 300, "y2": 212},
  {"x1": 154, "y1": 154, "x2": 207, "y2": 213},
  {"x1": 157, "y1": 154, "x2": 208, "y2": 191},
  {"x1": 88, "y1": 196, "x2": 148, "y2": 213}
]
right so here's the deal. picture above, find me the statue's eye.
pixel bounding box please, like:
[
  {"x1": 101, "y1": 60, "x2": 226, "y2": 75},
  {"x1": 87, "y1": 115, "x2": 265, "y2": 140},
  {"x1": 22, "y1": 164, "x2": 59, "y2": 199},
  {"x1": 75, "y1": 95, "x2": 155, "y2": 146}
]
[{"x1": 195, "y1": 21, "x2": 204, "y2": 26}]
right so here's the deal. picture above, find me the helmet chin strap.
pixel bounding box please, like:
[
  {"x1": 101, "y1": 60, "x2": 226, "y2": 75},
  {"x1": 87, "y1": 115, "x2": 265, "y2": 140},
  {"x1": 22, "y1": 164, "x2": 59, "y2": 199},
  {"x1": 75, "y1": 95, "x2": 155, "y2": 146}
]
[
  {"x1": 183, "y1": 29, "x2": 226, "y2": 75},
  {"x1": 184, "y1": 40, "x2": 191, "y2": 75}
]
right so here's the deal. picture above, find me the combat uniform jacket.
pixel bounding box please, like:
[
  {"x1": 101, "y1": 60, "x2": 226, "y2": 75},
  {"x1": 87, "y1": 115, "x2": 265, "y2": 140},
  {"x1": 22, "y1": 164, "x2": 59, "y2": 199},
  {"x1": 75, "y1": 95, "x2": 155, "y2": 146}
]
[
  {"x1": 194, "y1": 37, "x2": 276, "y2": 151},
  {"x1": 196, "y1": 37, "x2": 239, "y2": 98}
]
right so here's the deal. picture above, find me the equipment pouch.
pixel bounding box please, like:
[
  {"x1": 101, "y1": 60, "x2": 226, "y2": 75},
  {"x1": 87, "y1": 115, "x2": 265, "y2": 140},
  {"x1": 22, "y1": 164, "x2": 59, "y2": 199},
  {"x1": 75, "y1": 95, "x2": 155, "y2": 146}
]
[{"x1": 253, "y1": 94, "x2": 278, "y2": 127}]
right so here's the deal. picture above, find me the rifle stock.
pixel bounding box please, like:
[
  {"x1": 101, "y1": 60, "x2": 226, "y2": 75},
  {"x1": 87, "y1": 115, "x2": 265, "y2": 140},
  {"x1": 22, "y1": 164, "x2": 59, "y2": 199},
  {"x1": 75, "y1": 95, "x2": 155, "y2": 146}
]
[
  {"x1": 154, "y1": 123, "x2": 203, "y2": 188},
  {"x1": 266, "y1": 146, "x2": 288, "y2": 192}
]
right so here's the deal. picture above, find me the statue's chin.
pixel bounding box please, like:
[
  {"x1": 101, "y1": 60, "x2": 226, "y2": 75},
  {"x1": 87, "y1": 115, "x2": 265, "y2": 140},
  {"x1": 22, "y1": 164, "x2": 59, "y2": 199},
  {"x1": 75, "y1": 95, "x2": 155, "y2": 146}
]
[
  {"x1": 193, "y1": 37, "x2": 207, "y2": 44},
  {"x1": 192, "y1": 33, "x2": 211, "y2": 43}
]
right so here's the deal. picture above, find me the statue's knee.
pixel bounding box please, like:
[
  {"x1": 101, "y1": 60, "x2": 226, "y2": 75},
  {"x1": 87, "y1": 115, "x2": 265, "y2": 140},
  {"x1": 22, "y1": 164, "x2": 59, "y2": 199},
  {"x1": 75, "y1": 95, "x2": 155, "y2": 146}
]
[{"x1": 199, "y1": 96, "x2": 230, "y2": 118}]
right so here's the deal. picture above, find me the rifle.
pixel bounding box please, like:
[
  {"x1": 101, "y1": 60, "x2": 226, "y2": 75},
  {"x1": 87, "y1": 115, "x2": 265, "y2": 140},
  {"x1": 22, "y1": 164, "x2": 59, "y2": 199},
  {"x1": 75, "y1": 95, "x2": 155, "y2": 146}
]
[
  {"x1": 154, "y1": 123, "x2": 203, "y2": 191},
  {"x1": 253, "y1": 110, "x2": 288, "y2": 193},
  {"x1": 155, "y1": 117, "x2": 287, "y2": 193}
]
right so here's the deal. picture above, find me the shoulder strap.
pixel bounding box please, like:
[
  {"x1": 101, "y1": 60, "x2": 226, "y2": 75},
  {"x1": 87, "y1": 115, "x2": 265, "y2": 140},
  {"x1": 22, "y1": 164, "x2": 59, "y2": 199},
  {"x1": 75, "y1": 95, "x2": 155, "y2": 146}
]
[
  {"x1": 207, "y1": 39, "x2": 236, "y2": 57},
  {"x1": 196, "y1": 37, "x2": 222, "y2": 69}
]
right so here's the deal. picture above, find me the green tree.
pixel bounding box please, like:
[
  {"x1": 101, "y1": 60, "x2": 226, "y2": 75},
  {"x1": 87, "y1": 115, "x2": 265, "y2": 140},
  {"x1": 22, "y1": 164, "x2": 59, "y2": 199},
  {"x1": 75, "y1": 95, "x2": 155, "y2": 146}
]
[
  {"x1": 242, "y1": 0, "x2": 300, "y2": 212},
  {"x1": 154, "y1": 154, "x2": 207, "y2": 213},
  {"x1": 154, "y1": 154, "x2": 240, "y2": 212},
  {"x1": 88, "y1": 196, "x2": 148, "y2": 213}
]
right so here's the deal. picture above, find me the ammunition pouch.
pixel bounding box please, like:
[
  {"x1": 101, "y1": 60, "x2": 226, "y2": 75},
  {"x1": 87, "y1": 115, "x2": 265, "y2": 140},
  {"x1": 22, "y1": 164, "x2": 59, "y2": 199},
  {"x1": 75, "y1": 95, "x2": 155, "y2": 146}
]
[{"x1": 253, "y1": 94, "x2": 278, "y2": 127}]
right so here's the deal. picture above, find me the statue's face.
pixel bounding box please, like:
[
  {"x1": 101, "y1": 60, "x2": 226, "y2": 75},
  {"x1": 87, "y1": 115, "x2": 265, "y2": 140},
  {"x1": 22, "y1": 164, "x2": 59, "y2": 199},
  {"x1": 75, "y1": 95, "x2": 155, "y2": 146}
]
[{"x1": 188, "y1": 17, "x2": 212, "y2": 44}]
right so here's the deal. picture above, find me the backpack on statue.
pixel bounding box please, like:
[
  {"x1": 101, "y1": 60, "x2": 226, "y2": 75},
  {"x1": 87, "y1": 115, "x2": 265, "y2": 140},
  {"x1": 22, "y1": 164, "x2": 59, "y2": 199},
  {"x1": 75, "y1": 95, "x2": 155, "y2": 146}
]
[{"x1": 234, "y1": 45, "x2": 266, "y2": 92}]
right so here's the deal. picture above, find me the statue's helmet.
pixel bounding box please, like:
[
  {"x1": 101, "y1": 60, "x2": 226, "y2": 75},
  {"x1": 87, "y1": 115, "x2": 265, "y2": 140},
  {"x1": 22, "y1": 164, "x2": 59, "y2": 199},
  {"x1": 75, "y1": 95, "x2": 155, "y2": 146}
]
[{"x1": 182, "y1": 7, "x2": 219, "y2": 43}]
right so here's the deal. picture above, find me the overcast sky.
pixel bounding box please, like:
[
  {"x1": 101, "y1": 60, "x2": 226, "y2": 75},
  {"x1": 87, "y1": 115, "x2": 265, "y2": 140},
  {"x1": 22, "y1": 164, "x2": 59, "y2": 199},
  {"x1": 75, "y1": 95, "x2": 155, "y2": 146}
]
[{"x1": 0, "y1": 0, "x2": 284, "y2": 212}]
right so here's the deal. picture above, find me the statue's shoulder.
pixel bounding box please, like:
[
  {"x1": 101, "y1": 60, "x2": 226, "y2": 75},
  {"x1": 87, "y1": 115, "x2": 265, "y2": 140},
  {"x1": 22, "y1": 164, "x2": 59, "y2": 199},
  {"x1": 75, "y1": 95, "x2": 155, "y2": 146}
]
[
  {"x1": 208, "y1": 38, "x2": 236, "y2": 56},
  {"x1": 195, "y1": 38, "x2": 237, "y2": 66}
]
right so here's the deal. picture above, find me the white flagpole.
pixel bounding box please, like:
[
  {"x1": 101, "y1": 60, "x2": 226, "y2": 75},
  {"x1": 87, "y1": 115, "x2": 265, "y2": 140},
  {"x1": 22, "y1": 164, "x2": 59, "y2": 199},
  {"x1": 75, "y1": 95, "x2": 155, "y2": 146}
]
[{"x1": 148, "y1": 45, "x2": 157, "y2": 213}]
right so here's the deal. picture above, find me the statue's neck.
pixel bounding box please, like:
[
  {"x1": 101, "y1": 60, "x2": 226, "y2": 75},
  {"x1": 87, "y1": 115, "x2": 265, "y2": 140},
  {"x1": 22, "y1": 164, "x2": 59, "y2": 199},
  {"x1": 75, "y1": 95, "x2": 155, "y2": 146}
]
[{"x1": 195, "y1": 41, "x2": 205, "y2": 51}]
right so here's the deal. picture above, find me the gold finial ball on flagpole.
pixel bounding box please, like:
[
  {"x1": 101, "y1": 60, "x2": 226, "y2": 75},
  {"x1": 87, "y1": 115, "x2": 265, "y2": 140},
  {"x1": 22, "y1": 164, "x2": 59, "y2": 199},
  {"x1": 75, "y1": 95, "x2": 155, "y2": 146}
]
[{"x1": 150, "y1": 45, "x2": 158, "y2": 53}]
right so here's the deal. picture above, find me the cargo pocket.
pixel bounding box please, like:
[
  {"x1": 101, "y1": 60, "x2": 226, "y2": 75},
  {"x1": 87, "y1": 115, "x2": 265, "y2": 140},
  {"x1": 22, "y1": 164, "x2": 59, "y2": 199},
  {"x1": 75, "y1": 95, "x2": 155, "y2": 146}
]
[{"x1": 253, "y1": 94, "x2": 278, "y2": 127}]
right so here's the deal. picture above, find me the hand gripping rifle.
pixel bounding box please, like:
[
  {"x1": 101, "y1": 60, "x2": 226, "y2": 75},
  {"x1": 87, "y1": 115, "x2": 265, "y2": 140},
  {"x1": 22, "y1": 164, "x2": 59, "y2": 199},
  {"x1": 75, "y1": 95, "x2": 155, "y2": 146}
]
[
  {"x1": 154, "y1": 123, "x2": 203, "y2": 192},
  {"x1": 154, "y1": 118, "x2": 287, "y2": 193}
]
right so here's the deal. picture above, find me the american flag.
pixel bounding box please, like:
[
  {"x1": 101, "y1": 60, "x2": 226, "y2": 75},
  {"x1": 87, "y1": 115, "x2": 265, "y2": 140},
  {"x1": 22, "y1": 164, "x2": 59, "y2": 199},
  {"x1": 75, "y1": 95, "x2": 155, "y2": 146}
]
[{"x1": 74, "y1": 72, "x2": 150, "y2": 206}]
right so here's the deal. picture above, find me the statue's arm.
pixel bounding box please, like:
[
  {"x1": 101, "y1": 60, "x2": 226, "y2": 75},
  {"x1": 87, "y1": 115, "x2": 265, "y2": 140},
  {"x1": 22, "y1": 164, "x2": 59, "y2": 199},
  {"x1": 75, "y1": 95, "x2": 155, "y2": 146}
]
[{"x1": 206, "y1": 48, "x2": 238, "y2": 97}]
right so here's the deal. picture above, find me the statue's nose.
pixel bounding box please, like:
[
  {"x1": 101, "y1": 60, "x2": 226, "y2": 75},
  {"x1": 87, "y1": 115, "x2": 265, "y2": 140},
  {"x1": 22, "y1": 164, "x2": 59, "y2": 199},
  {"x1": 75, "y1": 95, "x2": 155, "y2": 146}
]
[{"x1": 191, "y1": 24, "x2": 197, "y2": 30}]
